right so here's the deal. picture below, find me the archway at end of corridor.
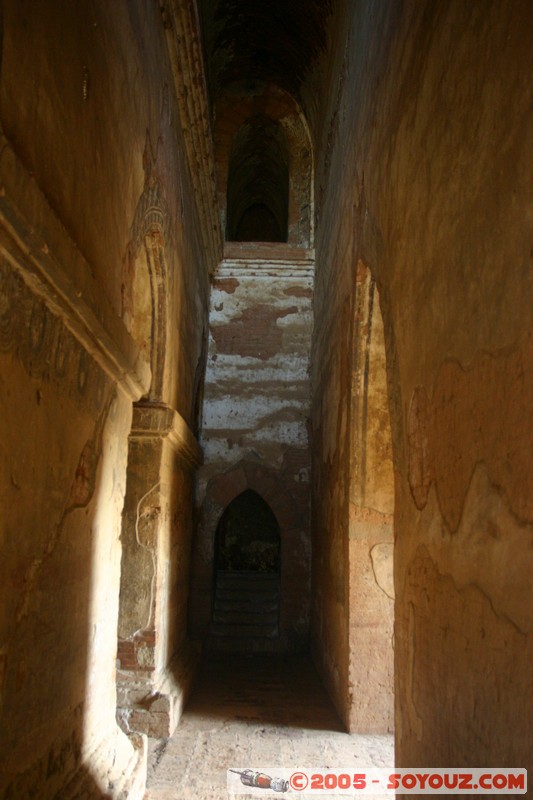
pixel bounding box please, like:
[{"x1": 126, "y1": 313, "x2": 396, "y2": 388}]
[{"x1": 211, "y1": 489, "x2": 281, "y2": 644}]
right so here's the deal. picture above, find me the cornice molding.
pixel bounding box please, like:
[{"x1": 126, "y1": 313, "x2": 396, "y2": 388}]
[
  {"x1": 0, "y1": 138, "x2": 150, "y2": 401},
  {"x1": 131, "y1": 401, "x2": 203, "y2": 470}
]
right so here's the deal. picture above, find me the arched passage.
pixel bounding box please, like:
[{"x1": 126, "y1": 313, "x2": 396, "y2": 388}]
[
  {"x1": 117, "y1": 182, "x2": 171, "y2": 646},
  {"x1": 191, "y1": 460, "x2": 310, "y2": 654},
  {"x1": 226, "y1": 116, "x2": 289, "y2": 242},
  {"x1": 211, "y1": 490, "x2": 281, "y2": 644},
  {"x1": 115, "y1": 179, "x2": 204, "y2": 739},
  {"x1": 213, "y1": 83, "x2": 314, "y2": 247},
  {"x1": 215, "y1": 489, "x2": 281, "y2": 572}
]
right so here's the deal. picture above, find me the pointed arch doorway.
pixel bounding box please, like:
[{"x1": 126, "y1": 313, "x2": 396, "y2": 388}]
[{"x1": 211, "y1": 489, "x2": 281, "y2": 648}]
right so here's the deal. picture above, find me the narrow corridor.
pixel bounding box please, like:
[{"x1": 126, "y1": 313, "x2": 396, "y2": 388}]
[
  {"x1": 2, "y1": 3, "x2": 531, "y2": 796},
  {"x1": 144, "y1": 656, "x2": 394, "y2": 799}
]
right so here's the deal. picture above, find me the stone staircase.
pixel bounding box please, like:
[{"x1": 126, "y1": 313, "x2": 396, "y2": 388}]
[{"x1": 209, "y1": 570, "x2": 280, "y2": 651}]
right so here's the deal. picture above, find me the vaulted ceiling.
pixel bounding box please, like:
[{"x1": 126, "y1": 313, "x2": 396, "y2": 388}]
[{"x1": 198, "y1": 0, "x2": 333, "y2": 104}]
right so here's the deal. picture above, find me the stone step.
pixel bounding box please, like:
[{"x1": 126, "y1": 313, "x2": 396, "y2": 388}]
[
  {"x1": 211, "y1": 570, "x2": 281, "y2": 641},
  {"x1": 213, "y1": 597, "x2": 279, "y2": 613},
  {"x1": 215, "y1": 571, "x2": 279, "y2": 589},
  {"x1": 210, "y1": 621, "x2": 279, "y2": 638},
  {"x1": 212, "y1": 608, "x2": 279, "y2": 625},
  {"x1": 214, "y1": 587, "x2": 279, "y2": 603},
  {"x1": 205, "y1": 636, "x2": 284, "y2": 654}
]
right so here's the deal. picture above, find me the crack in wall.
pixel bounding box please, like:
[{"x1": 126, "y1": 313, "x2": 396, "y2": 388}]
[
  {"x1": 369, "y1": 543, "x2": 394, "y2": 601},
  {"x1": 403, "y1": 461, "x2": 533, "y2": 635},
  {"x1": 407, "y1": 332, "x2": 533, "y2": 532},
  {"x1": 410, "y1": 543, "x2": 530, "y2": 638},
  {"x1": 15, "y1": 390, "x2": 115, "y2": 625}
]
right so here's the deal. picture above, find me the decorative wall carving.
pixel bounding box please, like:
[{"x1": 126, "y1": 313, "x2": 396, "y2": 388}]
[
  {"x1": 0, "y1": 139, "x2": 150, "y2": 401},
  {"x1": 161, "y1": 0, "x2": 223, "y2": 270},
  {"x1": 127, "y1": 180, "x2": 171, "y2": 401}
]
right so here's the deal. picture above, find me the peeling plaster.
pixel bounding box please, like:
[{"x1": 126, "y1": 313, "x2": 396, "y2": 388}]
[
  {"x1": 407, "y1": 334, "x2": 533, "y2": 531},
  {"x1": 413, "y1": 463, "x2": 533, "y2": 635}
]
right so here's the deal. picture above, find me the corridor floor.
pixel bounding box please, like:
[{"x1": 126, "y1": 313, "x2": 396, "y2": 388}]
[{"x1": 144, "y1": 654, "x2": 394, "y2": 800}]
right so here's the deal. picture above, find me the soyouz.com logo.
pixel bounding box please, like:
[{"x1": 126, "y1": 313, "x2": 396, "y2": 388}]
[{"x1": 227, "y1": 767, "x2": 527, "y2": 795}]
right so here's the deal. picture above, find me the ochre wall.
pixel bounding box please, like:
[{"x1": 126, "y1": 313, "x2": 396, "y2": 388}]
[
  {"x1": 308, "y1": 0, "x2": 533, "y2": 769},
  {"x1": 1, "y1": 0, "x2": 210, "y2": 415},
  {"x1": 0, "y1": 1, "x2": 213, "y2": 794},
  {"x1": 347, "y1": 266, "x2": 395, "y2": 733},
  {"x1": 1, "y1": 0, "x2": 532, "y2": 792}
]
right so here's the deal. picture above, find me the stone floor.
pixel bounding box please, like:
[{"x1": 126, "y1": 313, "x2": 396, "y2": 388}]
[{"x1": 144, "y1": 654, "x2": 394, "y2": 800}]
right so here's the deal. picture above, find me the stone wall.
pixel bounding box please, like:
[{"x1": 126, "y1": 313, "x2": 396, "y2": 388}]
[
  {"x1": 192, "y1": 243, "x2": 314, "y2": 652},
  {"x1": 308, "y1": 0, "x2": 533, "y2": 771},
  {"x1": 0, "y1": 1, "x2": 217, "y2": 795},
  {"x1": 1, "y1": 0, "x2": 532, "y2": 793}
]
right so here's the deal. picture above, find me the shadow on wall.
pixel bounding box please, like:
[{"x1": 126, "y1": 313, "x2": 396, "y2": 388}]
[{"x1": 57, "y1": 767, "x2": 116, "y2": 800}]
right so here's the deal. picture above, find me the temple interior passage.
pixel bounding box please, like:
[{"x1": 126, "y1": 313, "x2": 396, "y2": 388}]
[{"x1": 0, "y1": 0, "x2": 532, "y2": 798}]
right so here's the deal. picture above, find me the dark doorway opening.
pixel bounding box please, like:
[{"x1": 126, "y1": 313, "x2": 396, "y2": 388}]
[
  {"x1": 211, "y1": 490, "x2": 281, "y2": 647},
  {"x1": 226, "y1": 116, "x2": 289, "y2": 243}
]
